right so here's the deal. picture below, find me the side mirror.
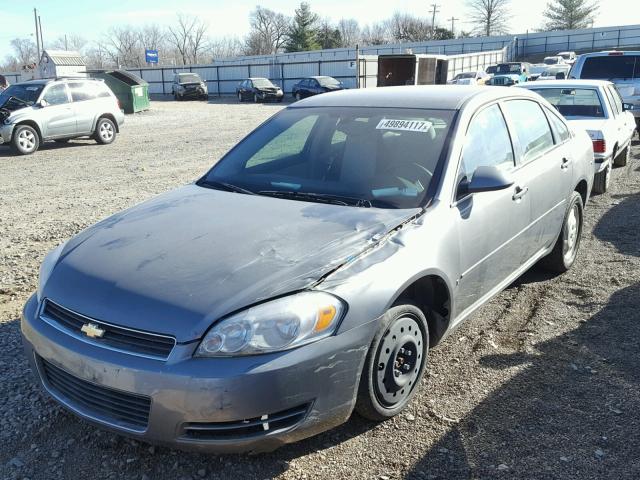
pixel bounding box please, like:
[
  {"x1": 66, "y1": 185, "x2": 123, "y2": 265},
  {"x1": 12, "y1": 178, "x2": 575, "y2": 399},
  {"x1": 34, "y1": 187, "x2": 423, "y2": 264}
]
[
  {"x1": 623, "y1": 103, "x2": 635, "y2": 111},
  {"x1": 38, "y1": 99, "x2": 49, "y2": 108},
  {"x1": 459, "y1": 165, "x2": 515, "y2": 196},
  {"x1": 556, "y1": 71, "x2": 566, "y2": 80}
]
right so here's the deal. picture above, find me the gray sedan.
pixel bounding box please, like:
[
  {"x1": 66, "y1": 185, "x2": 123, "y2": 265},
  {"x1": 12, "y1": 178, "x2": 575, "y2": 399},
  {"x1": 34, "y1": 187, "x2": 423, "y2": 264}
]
[{"x1": 22, "y1": 86, "x2": 593, "y2": 453}]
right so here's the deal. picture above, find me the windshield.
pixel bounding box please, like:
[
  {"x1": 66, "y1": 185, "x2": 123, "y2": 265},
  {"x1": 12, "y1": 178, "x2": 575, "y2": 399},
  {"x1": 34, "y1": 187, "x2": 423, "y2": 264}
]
[
  {"x1": 317, "y1": 76, "x2": 341, "y2": 87},
  {"x1": 530, "y1": 65, "x2": 547, "y2": 74},
  {"x1": 531, "y1": 88, "x2": 605, "y2": 118},
  {"x1": 253, "y1": 78, "x2": 276, "y2": 88},
  {"x1": 559, "y1": 53, "x2": 572, "y2": 60},
  {"x1": 486, "y1": 66, "x2": 497, "y2": 74},
  {"x1": 199, "y1": 107, "x2": 456, "y2": 209},
  {"x1": 0, "y1": 84, "x2": 44, "y2": 107},
  {"x1": 581, "y1": 55, "x2": 638, "y2": 80},
  {"x1": 456, "y1": 73, "x2": 476, "y2": 79},
  {"x1": 496, "y1": 64, "x2": 522, "y2": 74},
  {"x1": 544, "y1": 57, "x2": 561, "y2": 65},
  {"x1": 178, "y1": 74, "x2": 202, "y2": 84},
  {"x1": 542, "y1": 66, "x2": 569, "y2": 76}
]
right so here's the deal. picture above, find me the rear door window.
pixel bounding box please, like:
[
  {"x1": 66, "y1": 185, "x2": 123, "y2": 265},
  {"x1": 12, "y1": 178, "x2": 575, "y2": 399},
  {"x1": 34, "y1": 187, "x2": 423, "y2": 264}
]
[
  {"x1": 581, "y1": 55, "x2": 637, "y2": 80},
  {"x1": 503, "y1": 100, "x2": 555, "y2": 164},
  {"x1": 544, "y1": 107, "x2": 571, "y2": 144}
]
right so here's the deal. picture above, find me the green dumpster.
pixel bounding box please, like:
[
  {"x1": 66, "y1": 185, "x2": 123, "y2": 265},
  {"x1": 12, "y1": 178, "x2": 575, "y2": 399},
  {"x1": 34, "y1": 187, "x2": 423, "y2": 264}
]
[{"x1": 87, "y1": 70, "x2": 150, "y2": 114}]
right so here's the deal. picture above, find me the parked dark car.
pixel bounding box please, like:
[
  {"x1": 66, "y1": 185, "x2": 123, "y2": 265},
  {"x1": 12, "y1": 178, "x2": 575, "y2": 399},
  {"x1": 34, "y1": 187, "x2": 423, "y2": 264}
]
[
  {"x1": 292, "y1": 76, "x2": 344, "y2": 100},
  {"x1": 171, "y1": 73, "x2": 208, "y2": 101},
  {"x1": 236, "y1": 78, "x2": 284, "y2": 103}
]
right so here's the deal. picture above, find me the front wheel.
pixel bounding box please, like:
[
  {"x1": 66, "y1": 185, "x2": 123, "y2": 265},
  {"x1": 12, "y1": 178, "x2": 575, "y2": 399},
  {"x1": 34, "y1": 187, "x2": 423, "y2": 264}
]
[
  {"x1": 237, "y1": 92, "x2": 243, "y2": 102},
  {"x1": 540, "y1": 191, "x2": 583, "y2": 273},
  {"x1": 11, "y1": 124, "x2": 40, "y2": 155},
  {"x1": 253, "y1": 93, "x2": 259, "y2": 103},
  {"x1": 295, "y1": 92, "x2": 301, "y2": 101},
  {"x1": 355, "y1": 303, "x2": 429, "y2": 421},
  {"x1": 94, "y1": 117, "x2": 116, "y2": 145}
]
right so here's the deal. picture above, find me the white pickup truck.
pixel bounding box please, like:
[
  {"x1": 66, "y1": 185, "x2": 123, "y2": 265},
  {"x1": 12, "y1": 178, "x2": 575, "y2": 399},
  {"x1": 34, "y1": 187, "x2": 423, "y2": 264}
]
[{"x1": 521, "y1": 79, "x2": 636, "y2": 194}]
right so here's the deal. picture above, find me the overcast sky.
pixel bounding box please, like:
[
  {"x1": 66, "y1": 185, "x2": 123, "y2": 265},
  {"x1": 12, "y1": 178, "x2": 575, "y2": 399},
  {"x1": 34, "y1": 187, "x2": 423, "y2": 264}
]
[{"x1": 1, "y1": 0, "x2": 639, "y2": 59}]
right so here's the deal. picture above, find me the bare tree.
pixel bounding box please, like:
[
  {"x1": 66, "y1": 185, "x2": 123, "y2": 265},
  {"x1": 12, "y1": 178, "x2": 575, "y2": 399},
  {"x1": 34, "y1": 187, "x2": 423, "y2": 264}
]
[
  {"x1": 466, "y1": 0, "x2": 511, "y2": 36},
  {"x1": 246, "y1": 6, "x2": 290, "y2": 55},
  {"x1": 385, "y1": 12, "x2": 431, "y2": 42},
  {"x1": 360, "y1": 23, "x2": 389, "y2": 46},
  {"x1": 49, "y1": 34, "x2": 87, "y2": 52},
  {"x1": 85, "y1": 42, "x2": 112, "y2": 69},
  {"x1": 138, "y1": 24, "x2": 166, "y2": 51},
  {"x1": 208, "y1": 37, "x2": 243, "y2": 60},
  {"x1": 167, "y1": 14, "x2": 208, "y2": 65},
  {"x1": 337, "y1": 19, "x2": 360, "y2": 48},
  {"x1": 104, "y1": 26, "x2": 142, "y2": 67},
  {"x1": 9, "y1": 38, "x2": 38, "y2": 66}
]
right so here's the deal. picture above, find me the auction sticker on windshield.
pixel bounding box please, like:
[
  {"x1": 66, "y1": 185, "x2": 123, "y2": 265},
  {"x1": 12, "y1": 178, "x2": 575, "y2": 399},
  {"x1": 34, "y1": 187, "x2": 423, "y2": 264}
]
[{"x1": 376, "y1": 118, "x2": 433, "y2": 133}]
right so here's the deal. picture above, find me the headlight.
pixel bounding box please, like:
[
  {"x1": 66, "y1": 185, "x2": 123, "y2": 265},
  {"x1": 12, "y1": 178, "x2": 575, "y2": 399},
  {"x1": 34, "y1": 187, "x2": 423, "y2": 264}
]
[
  {"x1": 37, "y1": 242, "x2": 66, "y2": 301},
  {"x1": 195, "y1": 292, "x2": 345, "y2": 357}
]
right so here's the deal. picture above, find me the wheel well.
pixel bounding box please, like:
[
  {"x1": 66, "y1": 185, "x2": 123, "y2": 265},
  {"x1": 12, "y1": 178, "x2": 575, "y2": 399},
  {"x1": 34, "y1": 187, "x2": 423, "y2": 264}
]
[
  {"x1": 13, "y1": 120, "x2": 42, "y2": 142},
  {"x1": 98, "y1": 114, "x2": 119, "y2": 133},
  {"x1": 394, "y1": 275, "x2": 451, "y2": 347},
  {"x1": 575, "y1": 179, "x2": 588, "y2": 205}
]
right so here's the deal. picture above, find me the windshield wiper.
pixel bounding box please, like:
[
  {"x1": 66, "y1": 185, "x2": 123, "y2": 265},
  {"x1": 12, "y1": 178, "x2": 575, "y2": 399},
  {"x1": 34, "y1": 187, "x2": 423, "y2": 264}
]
[
  {"x1": 198, "y1": 179, "x2": 256, "y2": 195},
  {"x1": 258, "y1": 190, "x2": 372, "y2": 208}
]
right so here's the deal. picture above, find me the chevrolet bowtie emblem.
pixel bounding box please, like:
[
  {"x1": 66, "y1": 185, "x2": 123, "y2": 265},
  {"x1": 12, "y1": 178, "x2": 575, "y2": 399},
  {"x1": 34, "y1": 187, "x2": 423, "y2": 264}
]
[{"x1": 80, "y1": 322, "x2": 105, "y2": 338}]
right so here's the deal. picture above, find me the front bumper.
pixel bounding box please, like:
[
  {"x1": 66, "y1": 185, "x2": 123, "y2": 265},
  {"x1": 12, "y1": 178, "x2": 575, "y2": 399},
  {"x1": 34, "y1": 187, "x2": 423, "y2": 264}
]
[
  {"x1": 0, "y1": 123, "x2": 14, "y2": 144},
  {"x1": 179, "y1": 87, "x2": 208, "y2": 99},
  {"x1": 21, "y1": 294, "x2": 370, "y2": 453}
]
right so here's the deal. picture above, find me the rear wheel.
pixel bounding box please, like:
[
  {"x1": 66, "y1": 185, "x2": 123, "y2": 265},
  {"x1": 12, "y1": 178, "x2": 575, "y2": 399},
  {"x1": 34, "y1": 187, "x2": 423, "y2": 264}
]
[
  {"x1": 11, "y1": 124, "x2": 40, "y2": 155},
  {"x1": 540, "y1": 191, "x2": 583, "y2": 273},
  {"x1": 592, "y1": 163, "x2": 611, "y2": 194},
  {"x1": 253, "y1": 93, "x2": 259, "y2": 103},
  {"x1": 295, "y1": 92, "x2": 301, "y2": 101},
  {"x1": 94, "y1": 117, "x2": 116, "y2": 145},
  {"x1": 355, "y1": 303, "x2": 429, "y2": 421},
  {"x1": 613, "y1": 145, "x2": 629, "y2": 167},
  {"x1": 237, "y1": 92, "x2": 243, "y2": 102}
]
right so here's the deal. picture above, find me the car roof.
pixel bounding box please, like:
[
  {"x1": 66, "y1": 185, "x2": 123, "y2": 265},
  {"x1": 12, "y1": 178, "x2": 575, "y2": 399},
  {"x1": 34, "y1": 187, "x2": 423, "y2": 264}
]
[
  {"x1": 580, "y1": 50, "x2": 640, "y2": 57},
  {"x1": 11, "y1": 77, "x2": 100, "y2": 86},
  {"x1": 520, "y1": 79, "x2": 612, "y2": 88},
  {"x1": 248, "y1": 77, "x2": 270, "y2": 81},
  {"x1": 288, "y1": 85, "x2": 543, "y2": 110}
]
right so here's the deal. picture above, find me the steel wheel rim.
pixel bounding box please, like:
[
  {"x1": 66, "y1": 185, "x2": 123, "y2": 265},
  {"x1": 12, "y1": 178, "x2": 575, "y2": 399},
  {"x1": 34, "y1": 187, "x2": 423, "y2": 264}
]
[
  {"x1": 605, "y1": 164, "x2": 611, "y2": 189},
  {"x1": 563, "y1": 204, "x2": 580, "y2": 261},
  {"x1": 374, "y1": 315, "x2": 424, "y2": 408},
  {"x1": 99, "y1": 122, "x2": 114, "y2": 140},
  {"x1": 18, "y1": 129, "x2": 36, "y2": 151}
]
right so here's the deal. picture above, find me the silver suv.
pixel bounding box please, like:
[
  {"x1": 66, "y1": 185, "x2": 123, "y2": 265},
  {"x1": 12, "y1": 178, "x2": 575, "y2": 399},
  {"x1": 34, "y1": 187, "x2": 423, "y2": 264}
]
[
  {"x1": 570, "y1": 51, "x2": 640, "y2": 131},
  {"x1": 0, "y1": 78, "x2": 125, "y2": 155}
]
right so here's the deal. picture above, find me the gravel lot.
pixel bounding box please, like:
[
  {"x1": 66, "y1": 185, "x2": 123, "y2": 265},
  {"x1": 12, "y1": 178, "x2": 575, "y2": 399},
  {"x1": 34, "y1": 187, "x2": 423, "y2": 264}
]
[{"x1": 1, "y1": 99, "x2": 639, "y2": 480}]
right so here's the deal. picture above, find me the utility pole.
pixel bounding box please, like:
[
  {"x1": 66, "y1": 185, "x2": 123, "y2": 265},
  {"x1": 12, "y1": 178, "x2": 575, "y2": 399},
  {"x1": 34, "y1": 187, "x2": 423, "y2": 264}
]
[
  {"x1": 33, "y1": 8, "x2": 41, "y2": 61},
  {"x1": 429, "y1": 3, "x2": 441, "y2": 34},
  {"x1": 448, "y1": 16, "x2": 460, "y2": 36}
]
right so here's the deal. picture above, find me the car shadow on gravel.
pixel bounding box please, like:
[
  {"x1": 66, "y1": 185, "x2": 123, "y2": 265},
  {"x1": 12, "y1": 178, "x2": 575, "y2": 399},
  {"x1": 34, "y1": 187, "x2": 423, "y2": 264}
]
[
  {"x1": 404, "y1": 187, "x2": 640, "y2": 479},
  {"x1": 404, "y1": 281, "x2": 640, "y2": 479},
  {"x1": 0, "y1": 141, "x2": 98, "y2": 158}
]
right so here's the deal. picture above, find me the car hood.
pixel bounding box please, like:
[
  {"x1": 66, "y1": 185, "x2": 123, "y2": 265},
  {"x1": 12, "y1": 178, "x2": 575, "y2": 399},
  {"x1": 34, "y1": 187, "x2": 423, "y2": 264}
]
[
  {"x1": 494, "y1": 73, "x2": 520, "y2": 79},
  {"x1": 43, "y1": 185, "x2": 420, "y2": 342},
  {"x1": 0, "y1": 104, "x2": 34, "y2": 122}
]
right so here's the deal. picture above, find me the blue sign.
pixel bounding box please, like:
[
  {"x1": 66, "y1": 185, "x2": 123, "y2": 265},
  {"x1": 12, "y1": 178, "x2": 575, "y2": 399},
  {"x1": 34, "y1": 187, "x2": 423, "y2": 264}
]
[{"x1": 145, "y1": 49, "x2": 159, "y2": 64}]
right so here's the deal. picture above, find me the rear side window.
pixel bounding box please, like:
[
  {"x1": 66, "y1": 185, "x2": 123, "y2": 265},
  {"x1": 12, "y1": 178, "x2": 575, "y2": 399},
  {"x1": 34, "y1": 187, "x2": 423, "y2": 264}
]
[
  {"x1": 460, "y1": 104, "x2": 515, "y2": 180},
  {"x1": 581, "y1": 55, "x2": 638, "y2": 79},
  {"x1": 42, "y1": 84, "x2": 69, "y2": 105},
  {"x1": 503, "y1": 100, "x2": 555, "y2": 164},
  {"x1": 68, "y1": 82, "x2": 95, "y2": 102},
  {"x1": 544, "y1": 107, "x2": 571, "y2": 144}
]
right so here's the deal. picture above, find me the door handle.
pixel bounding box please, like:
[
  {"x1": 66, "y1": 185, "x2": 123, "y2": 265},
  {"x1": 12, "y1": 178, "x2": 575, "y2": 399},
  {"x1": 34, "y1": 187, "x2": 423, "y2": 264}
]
[
  {"x1": 512, "y1": 185, "x2": 529, "y2": 201},
  {"x1": 561, "y1": 157, "x2": 571, "y2": 170}
]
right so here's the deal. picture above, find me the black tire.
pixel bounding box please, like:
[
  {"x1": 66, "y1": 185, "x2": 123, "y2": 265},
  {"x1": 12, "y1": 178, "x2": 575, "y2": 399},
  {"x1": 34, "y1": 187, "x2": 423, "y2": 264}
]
[
  {"x1": 253, "y1": 93, "x2": 259, "y2": 103},
  {"x1": 540, "y1": 191, "x2": 583, "y2": 273},
  {"x1": 94, "y1": 117, "x2": 116, "y2": 145},
  {"x1": 10, "y1": 124, "x2": 40, "y2": 155},
  {"x1": 613, "y1": 145, "x2": 629, "y2": 167},
  {"x1": 295, "y1": 92, "x2": 302, "y2": 101},
  {"x1": 237, "y1": 92, "x2": 243, "y2": 102},
  {"x1": 277, "y1": 97, "x2": 283, "y2": 103},
  {"x1": 355, "y1": 303, "x2": 429, "y2": 421},
  {"x1": 592, "y1": 163, "x2": 611, "y2": 195}
]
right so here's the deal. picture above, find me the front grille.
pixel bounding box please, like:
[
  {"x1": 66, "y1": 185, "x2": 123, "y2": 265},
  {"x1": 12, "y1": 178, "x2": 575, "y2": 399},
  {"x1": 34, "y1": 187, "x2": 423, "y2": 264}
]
[
  {"x1": 42, "y1": 300, "x2": 175, "y2": 360},
  {"x1": 39, "y1": 356, "x2": 151, "y2": 431},
  {"x1": 182, "y1": 404, "x2": 310, "y2": 441}
]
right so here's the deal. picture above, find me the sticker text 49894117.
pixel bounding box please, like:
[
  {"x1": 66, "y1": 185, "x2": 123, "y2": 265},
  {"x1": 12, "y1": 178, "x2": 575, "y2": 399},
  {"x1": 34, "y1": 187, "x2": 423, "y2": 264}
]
[{"x1": 376, "y1": 118, "x2": 433, "y2": 133}]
